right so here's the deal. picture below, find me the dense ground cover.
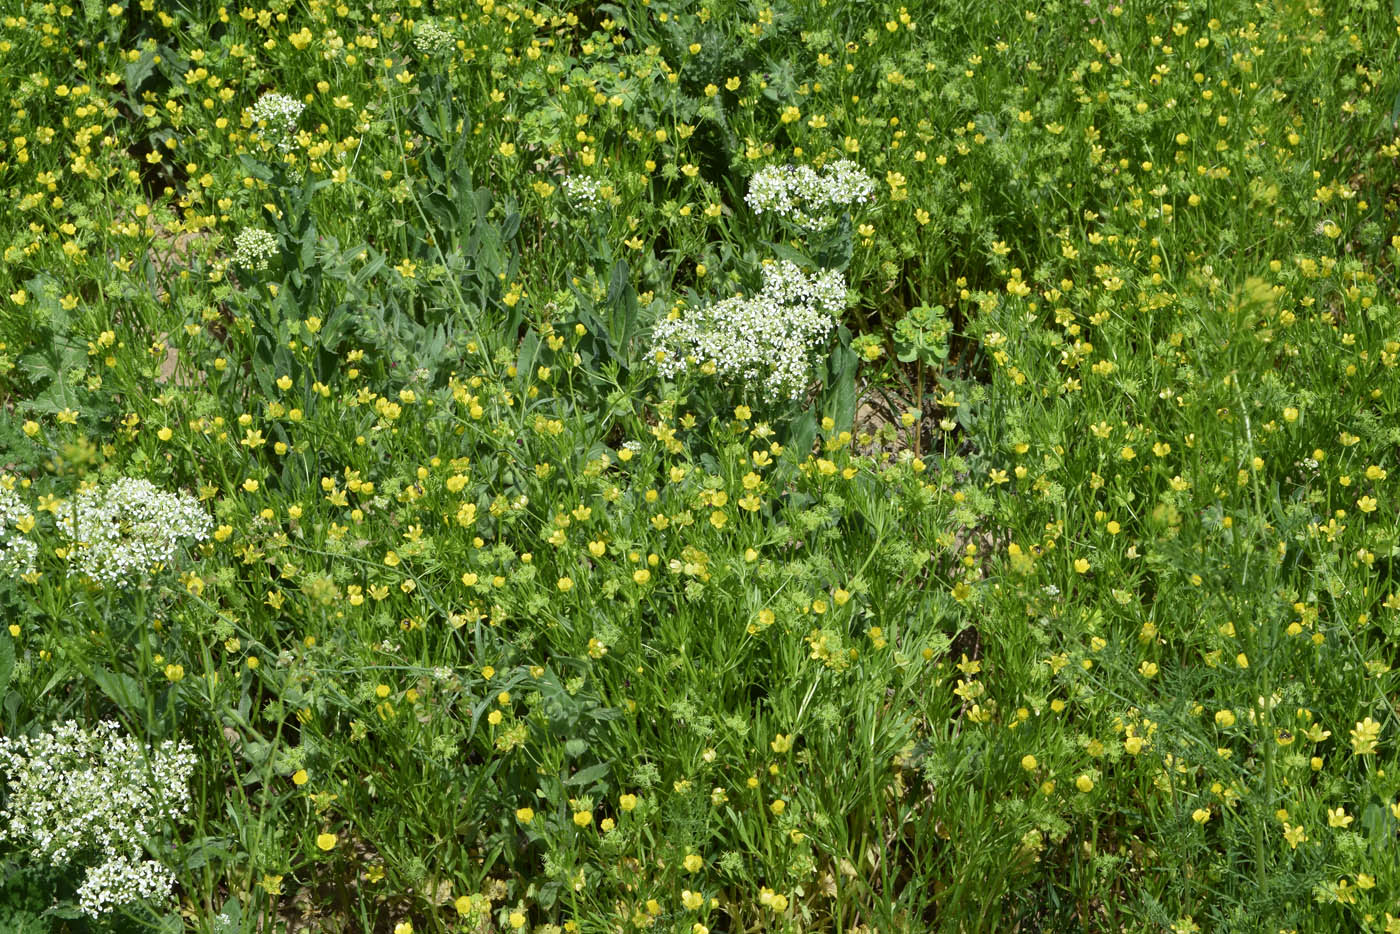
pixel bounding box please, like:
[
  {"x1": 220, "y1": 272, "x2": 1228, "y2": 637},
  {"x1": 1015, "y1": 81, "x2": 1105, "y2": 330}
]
[{"x1": 1, "y1": 0, "x2": 1399, "y2": 930}]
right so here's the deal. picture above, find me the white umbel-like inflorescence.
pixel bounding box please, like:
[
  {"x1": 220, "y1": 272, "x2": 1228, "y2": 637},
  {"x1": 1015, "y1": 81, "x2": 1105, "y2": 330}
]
[
  {"x1": 0, "y1": 480, "x2": 37, "y2": 576},
  {"x1": 231, "y1": 226, "x2": 278, "y2": 270},
  {"x1": 247, "y1": 92, "x2": 304, "y2": 153},
  {"x1": 412, "y1": 19, "x2": 456, "y2": 56},
  {"x1": 58, "y1": 477, "x2": 211, "y2": 588},
  {"x1": 76, "y1": 855, "x2": 178, "y2": 918},
  {"x1": 745, "y1": 160, "x2": 875, "y2": 230},
  {"x1": 0, "y1": 720, "x2": 196, "y2": 917},
  {"x1": 561, "y1": 175, "x2": 605, "y2": 212},
  {"x1": 650, "y1": 260, "x2": 848, "y2": 402}
]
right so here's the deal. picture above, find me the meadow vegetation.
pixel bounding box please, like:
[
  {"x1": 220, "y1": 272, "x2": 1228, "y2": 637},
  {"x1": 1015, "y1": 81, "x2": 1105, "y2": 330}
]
[{"x1": 1, "y1": 0, "x2": 1399, "y2": 931}]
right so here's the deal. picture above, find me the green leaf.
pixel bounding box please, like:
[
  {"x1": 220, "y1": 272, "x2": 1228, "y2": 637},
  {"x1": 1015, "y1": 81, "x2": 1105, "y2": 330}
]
[
  {"x1": 824, "y1": 337, "x2": 857, "y2": 431},
  {"x1": 768, "y1": 241, "x2": 813, "y2": 268},
  {"x1": 236, "y1": 153, "x2": 274, "y2": 182},
  {"x1": 216, "y1": 895, "x2": 243, "y2": 931},
  {"x1": 501, "y1": 210, "x2": 521, "y2": 241},
  {"x1": 125, "y1": 47, "x2": 159, "y2": 94},
  {"x1": 353, "y1": 250, "x2": 386, "y2": 289},
  {"x1": 89, "y1": 667, "x2": 145, "y2": 717},
  {"x1": 299, "y1": 220, "x2": 319, "y2": 271},
  {"x1": 564, "y1": 762, "x2": 611, "y2": 786},
  {"x1": 180, "y1": 837, "x2": 232, "y2": 871},
  {"x1": 516, "y1": 328, "x2": 541, "y2": 378},
  {"x1": 0, "y1": 635, "x2": 13, "y2": 692},
  {"x1": 789, "y1": 409, "x2": 817, "y2": 458},
  {"x1": 606, "y1": 259, "x2": 629, "y2": 306}
]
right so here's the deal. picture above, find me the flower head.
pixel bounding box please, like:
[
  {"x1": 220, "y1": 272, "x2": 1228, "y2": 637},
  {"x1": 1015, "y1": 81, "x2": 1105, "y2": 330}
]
[
  {"x1": 58, "y1": 478, "x2": 211, "y2": 588},
  {"x1": 412, "y1": 19, "x2": 455, "y2": 56},
  {"x1": 247, "y1": 92, "x2": 304, "y2": 152},
  {"x1": 1350, "y1": 717, "x2": 1381, "y2": 755},
  {"x1": 232, "y1": 227, "x2": 279, "y2": 271},
  {"x1": 746, "y1": 160, "x2": 875, "y2": 230},
  {"x1": 0, "y1": 721, "x2": 195, "y2": 917},
  {"x1": 0, "y1": 479, "x2": 37, "y2": 576},
  {"x1": 650, "y1": 261, "x2": 848, "y2": 401}
]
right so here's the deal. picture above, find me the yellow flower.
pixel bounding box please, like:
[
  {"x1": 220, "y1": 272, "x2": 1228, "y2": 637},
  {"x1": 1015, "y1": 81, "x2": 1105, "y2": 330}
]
[
  {"x1": 681, "y1": 889, "x2": 703, "y2": 910},
  {"x1": 1021, "y1": 754, "x2": 1038, "y2": 771},
  {"x1": 516, "y1": 807, "x2": 534, "y2": 824},
  {"x1": 619, "y1": 794, "x2": 637, "y2": 811},
  {"x1": 316, "y1": 832, "x2": 337, "y2": 851},
  {"x1": 1327, "y1": 807, "x2": 1352, "y2": 828},
  {"x1": 1192, "y1": 808, "x2": 1210, "y2": 824},
  {"x1": 1075, "y1": 774, "x2": 1094, "y2": 793},
  {"x1": 1350, "y1": 717, "x2": 1381, "y2": 754},
  {"x1": 683, "y1": 853, "x2": 703, "y2": 872},
  {"x1": 770, "y1": 734, "x2": 792, "y2": 753},
  {"x1": 293, "y1": 769, "x2": 309, "y2": 786},
  {"x1": 573, "y1": 809, "x2": 592, "y2": 827},
  {"x1": 509, "y1": 911, "x2": 526, "y2": 929}
]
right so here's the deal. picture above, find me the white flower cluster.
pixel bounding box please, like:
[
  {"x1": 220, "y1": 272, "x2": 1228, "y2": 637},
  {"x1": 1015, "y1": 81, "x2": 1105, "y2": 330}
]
[
  {"x1": 650, "y1": 261, "x2": 848, "y2": 401},
  {"x1": 247, "y1": 92, "x2": 304, "y2": 152},
  {"x1": 413, "y1": 19, "x2": 456, "y2": 56},
  {"x1": 232, "y1": 226, "x2": 278, "y2": 270},
  {"x1": 746, "y1": 160, "x2": 876, "y2": 229},
  {"x1": 58, "y1": 477, "x2": 211, "y2": 587},
  {"x1": 0, "y1": 720, "x2": 196, "y2": 918},
  {"x1": 561, "y1": 175, "x2": 605, "y2": 212},
  {"x1": 0, "y1": 481, "x2": 37, "y2": 576},
  {"x1": 76, "y1": 854, "x2": 178, "y2": 918}
]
